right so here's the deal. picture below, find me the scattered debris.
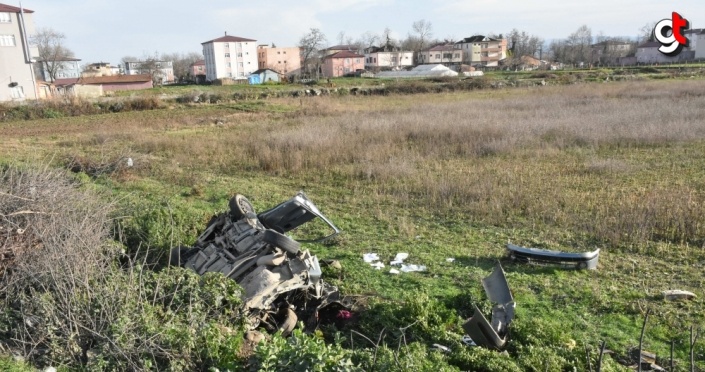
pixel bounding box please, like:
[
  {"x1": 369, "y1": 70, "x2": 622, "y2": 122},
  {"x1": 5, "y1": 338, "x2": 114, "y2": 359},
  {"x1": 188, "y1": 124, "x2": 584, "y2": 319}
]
[
  {"x1": 628, "y1": 348, "x2": 667, "y2": 371},
  {"x1": 462, "y1": 263, "x2": 515, "y2": 351},
  {"x1": 446, "y1": 258, "x2": 455, "y2": 263},
  {"x1": 173, "y1": 192, "x2": 344, "y2": 334},
  {"x1": 461, "y1": 335, "x2": 476, "y2": 347},
  {"x1": 363, "y1": 253, "x2": 380, "y2": 263},
  {"x1": 389, "y1": 268, "x2": 400, "y2": 275},
  {"x1": 432, "y1": 344, "x2": 451, "y2": 353},
  {"x1": 390, "y1": 252, "x2": 409, "y2": 265},
  {"x1": 370, "y1": 261, "x2": 385, "y2": 270},
  {"x1": 400, "y1": 264, "x2": 427, "y2": 273},
  {"x1": 663, "y1": 290, "x2": 696, "y2": 301},
  {"x1": 506, "y1": 243, "x2": 600, "y2": 270}
]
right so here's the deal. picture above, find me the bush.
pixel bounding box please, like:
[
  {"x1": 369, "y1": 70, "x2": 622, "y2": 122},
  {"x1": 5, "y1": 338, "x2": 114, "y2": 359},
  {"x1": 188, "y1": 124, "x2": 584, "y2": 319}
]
[
  {"x1": 254, "y1": 329, "x2": 359, "y2": 371},
  {"x1": 0, "y1": 165, "x2": 245, "y2": 370}
]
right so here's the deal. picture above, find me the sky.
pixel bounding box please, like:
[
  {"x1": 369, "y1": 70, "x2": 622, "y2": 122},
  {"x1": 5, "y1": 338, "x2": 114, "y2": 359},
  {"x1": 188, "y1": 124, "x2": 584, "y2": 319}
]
[{"x1": 17, "y1": 0, "x2": 705, "y2": 66}]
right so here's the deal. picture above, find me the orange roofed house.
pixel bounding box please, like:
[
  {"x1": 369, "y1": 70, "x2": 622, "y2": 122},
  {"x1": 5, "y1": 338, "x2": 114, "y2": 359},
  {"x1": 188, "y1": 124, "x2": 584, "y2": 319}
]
[
  {"x1": 321, "y1": 50, "x2": 364, "y2": 78},
  {"x1": 53, "y1": 74, "x2": 153, "y2": 97}
]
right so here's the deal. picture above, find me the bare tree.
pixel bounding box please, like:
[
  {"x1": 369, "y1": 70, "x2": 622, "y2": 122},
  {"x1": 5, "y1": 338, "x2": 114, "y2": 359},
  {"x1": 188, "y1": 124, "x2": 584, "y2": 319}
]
[
  {"x1": 31, "y1": 28, "x2": 75, "y2": 82},
  {"x1": 639, "y1": 22, "x2": 658, "y2": 43},
  {"x1": 411, "y1": 19, "x2": 433, "y2": 52},
  {"x1": 299, "y1": 28, "x2": 327, "y2": 77},
  {"x1": 160, "y1": 52, "x2": 202, "y2": 82},
  {"x1": 566, "y1": 25, "x2": 593, "y2": 65},
  {"x1": 356, "y1": 31, "x2": 380, "y2": 51},
  {"x1": 506, "y1": 29, "x2": 544, "y2": 68}
]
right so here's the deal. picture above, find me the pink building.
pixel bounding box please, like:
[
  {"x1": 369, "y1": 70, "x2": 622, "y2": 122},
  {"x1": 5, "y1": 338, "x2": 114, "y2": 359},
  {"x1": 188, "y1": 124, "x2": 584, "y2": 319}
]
[
  {"x1": 257, "y1": 45, "x2": 301, "y2": 75},
  {"x1": 321, "y1": 51, "x2": 365, "y2": 77},
  {"x1": 189, "y1": 59, "x2": 206, "y2": 83}
]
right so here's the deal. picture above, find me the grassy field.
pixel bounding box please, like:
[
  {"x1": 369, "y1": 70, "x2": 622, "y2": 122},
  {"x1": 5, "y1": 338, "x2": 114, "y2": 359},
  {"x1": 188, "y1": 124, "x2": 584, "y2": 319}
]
[{"x1": 1, "y1": 78, "x2": 704, "y2": 370}]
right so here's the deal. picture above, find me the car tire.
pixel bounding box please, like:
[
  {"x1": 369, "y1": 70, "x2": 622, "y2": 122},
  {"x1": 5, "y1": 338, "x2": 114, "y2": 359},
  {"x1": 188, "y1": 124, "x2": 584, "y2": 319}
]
[
  {"x1": 263, "y1": 229, "x2": 300, "y2": 255},
  {"x1": 229, "y1": 194, "x2": 255, "y2": 220}
]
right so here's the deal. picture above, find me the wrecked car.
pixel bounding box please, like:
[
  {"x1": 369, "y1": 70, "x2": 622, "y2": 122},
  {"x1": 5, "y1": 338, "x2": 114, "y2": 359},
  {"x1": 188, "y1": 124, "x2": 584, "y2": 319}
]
[
  {"x1": 463, "y1": 263, "x2": 515, "y2": 351},
  {"x1": 506, "y1": 243, "x2": 600, "y2": 270},
  {"x1": 171, "y1": 192, "x2": 342, "y2": 336}
]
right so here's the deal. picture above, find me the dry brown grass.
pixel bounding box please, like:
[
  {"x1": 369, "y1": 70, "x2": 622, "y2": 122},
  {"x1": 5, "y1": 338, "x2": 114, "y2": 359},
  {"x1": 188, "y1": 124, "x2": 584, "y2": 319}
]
[{"x1": 2, "y1": 79, "x2": 705, "y2": 249}]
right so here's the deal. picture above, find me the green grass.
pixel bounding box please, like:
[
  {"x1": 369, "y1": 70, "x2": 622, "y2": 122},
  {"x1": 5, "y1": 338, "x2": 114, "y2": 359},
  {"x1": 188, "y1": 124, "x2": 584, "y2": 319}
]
[{"x1": 2, "y1": 79, "x2": 705, "y2": 370}]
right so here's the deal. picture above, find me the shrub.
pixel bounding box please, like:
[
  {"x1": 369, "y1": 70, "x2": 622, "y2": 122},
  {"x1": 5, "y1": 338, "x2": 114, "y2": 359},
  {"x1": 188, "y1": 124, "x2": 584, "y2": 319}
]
[
  {"x1": 254, "y1": 329, "x2": 359, "y2": 371},
  {"x1": 0, "y1": 165, "x2": 245, "y2": 370}
]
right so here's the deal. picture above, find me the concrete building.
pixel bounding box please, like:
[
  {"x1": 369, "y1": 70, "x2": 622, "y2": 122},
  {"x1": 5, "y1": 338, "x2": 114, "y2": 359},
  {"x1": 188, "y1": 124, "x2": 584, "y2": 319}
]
[
  {"x1": 82, "y1": 62, "x2": 114, "y2": 77},
  {"x1": 364, "y1": 46, "x2": 414, "y2": 71},
  {"x1": 257, "y1": 45, "x2": 301, "y2": 75},
  {"x1": 636, "y1": 41, "x2": 694, "y2": 64},
  {"x1": 417, "y1": 44, "x2": 462, "y2": 66},
  {"x1": 124, "y1": 60, "x2": 175, "y2": 84},
  {"x1": 202, "y1": 33, "x2": 257, "y2": 82},
  {"x1": 36, "y1": 58, "x2": 81, "y2": 82},
  {"x1": 321, "y1": 50, "x2": 364, "y2": 77},
  {"x1": 189, "y1": 59, "x2": 206, "y2": 83},
  {"x1": 454, "y1": 36, "x2": 508, "y2": 67},
  {"x1": 0, "y1": 3, "x2": 38, "y2": 101},
  {"x1": 590, "y1": 41, "x2": 634, "y2": 65}
]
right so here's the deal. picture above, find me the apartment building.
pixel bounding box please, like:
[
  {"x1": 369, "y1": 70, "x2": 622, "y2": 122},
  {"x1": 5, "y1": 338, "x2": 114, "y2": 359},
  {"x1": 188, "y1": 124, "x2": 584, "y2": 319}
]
[
  {"x1": 455, "y1": 36, "x2": 508, "y2": 67},
  {"x1": 0, "y1": 3, "x2": 38, "y2": 101},
  {"x1": 202, "y1": 33, "x2": 257, "y2": 81},
  {"x1": 256, "y1": 45, "x2": 301, "y2": 75},
  {"x1": 417, "y1": 44, "x2": 462, "y2": 66},
  {"x1": 364, "y1": 46, "x2": 413, "y2": 71}
]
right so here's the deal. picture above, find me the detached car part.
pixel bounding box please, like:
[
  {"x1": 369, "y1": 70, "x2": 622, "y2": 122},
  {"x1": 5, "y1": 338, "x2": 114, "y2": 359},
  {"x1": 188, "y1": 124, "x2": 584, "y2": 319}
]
[
  {"x1": 463, "y1": 263, "x2": 515, "y2": 351},
  {"x1": 506, "y1": 243, "x2": 600, "y2": 270},
  {"x1": 172, "y1": 192, "x2": 343, "y2": 333}
]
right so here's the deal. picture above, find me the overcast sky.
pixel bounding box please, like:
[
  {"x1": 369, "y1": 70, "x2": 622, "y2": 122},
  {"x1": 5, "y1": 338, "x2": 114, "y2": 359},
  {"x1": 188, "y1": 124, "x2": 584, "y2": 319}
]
[{"x1": 18, "y1": 0, "x2": 705, "y2": 65}]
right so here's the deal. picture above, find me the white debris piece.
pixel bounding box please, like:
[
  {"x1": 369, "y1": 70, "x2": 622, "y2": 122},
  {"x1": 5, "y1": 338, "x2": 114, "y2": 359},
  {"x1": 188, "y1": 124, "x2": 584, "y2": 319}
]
[
  {"x1": 446, "y1": 258, "x2": 455, "y2": 263},
  {"x1": 363, "y1": 253, "x2": 380, "y2": 263},
  {"x1": 389, "y1": 268, "x2": 400, "y2": 275},
  {"x1": 400, "y1": 264, "x2": 426, "y2": 273},
  {"x1": 663, "y1": 289, "x2": 696, "y2": 301},
  {"x1": 432, "y1": 344, "x2": 451, "y2": 353},
  {"x1": 461, "y1": 335, "x2": 477, "y2": 347},
  {"x1": 126, "y1": 157, "x2": 133, "y2": 167},
  {"x1": 390, "y1": 252, "x2": 409, "y2": 265},
  {"x1": 370, "y1": 261, "x2": 385, "y2": 270}
]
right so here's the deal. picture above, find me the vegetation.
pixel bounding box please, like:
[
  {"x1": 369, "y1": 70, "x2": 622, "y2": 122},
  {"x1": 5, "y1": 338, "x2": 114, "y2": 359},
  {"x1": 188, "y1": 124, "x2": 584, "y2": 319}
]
[{"x1": 0, "y1": 78, "x2": 704, "y2": 370}]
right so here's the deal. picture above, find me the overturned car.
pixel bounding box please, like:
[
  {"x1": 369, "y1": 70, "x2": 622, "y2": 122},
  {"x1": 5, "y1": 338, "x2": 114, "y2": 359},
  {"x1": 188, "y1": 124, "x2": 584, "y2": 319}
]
[{"x1": 171, "y1": 192, "x2": 342, "y2": 335}]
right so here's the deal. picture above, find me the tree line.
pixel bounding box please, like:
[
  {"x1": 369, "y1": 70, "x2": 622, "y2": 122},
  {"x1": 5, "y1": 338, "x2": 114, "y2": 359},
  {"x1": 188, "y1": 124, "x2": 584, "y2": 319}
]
[{"x1": 33, "y1": 19, "x2": 662, "y2": 82}]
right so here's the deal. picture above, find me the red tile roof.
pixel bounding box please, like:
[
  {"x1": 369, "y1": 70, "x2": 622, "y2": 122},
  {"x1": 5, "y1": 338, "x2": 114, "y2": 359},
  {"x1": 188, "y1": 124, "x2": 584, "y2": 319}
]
[
  {"x1": 326, "y1": 50, "x2": 364, "y2": 59},
  {"x1": 0, "y1": 4, "x2": 34, "y2": 13},
  {"x1": 191, "y1": 59, "x2": 205, "y2": 66},
  {"x1": 202, "y1": 35, "x2": 256, "y2": 44}
]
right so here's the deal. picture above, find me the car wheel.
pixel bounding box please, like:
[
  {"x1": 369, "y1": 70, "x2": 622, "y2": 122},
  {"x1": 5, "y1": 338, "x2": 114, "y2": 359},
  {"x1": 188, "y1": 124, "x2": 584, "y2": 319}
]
[
  {"x1": 229, "y1": 194, "x2": 256, "y2": 220},
  {"x1": 263, "y1": 229, "x2": 300, "y2": 255}
]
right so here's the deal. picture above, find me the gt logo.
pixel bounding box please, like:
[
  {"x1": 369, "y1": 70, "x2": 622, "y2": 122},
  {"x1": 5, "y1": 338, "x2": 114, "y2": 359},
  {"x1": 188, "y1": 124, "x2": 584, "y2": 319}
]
[{"x1": 654, "y1": 12, "x2": 690, "y2": 56}]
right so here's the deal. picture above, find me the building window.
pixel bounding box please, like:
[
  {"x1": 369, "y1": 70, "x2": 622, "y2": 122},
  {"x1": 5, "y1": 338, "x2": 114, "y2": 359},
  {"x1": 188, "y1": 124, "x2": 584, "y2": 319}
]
[
  {"x1": 0, "y1": 12, "x2": 11, "y2": 23},
  {"x1": 277, "y1": 51, "x2": 280, "y2": 54},
  {"x1": 283, "y1": 51, "x2": 286, "y2": 54},
  {"x1": 225, "y1": 53, "x2": 230, "y2": 57},
  {"x1": 0, "y1": 34, "x2": 16, "y2": 46},
  {"x1": 238, "y1": 62, "x2": 243, "y2": 68},
  {"x1": 237, "y1": 53, "x2": 242, "y2": 57},
  {"x1": 454, "y1": 53, "x2": 459, "y2": 58},
  {"x1": 227, "y1": 62, "x2": 231, "y2": 67},
  {"x1": 10, "y1": 86, "x2": 24, "y2": 99},
  {"x1": 435, "y1": 54, "x2": 440, "y2": 59},
  {"x1": 224, "y1": 43, "x2": 229, "y2": 47}
]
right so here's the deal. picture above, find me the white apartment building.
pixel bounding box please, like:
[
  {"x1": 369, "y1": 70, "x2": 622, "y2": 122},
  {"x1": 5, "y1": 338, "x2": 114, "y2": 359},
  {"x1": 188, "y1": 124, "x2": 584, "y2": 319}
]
[
  {"x1": 202, "y1": 33, "x2": 257, "y2": 81},
  {"x1": 0, "y1": 3, "x2": 38, "y2": 101}
]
